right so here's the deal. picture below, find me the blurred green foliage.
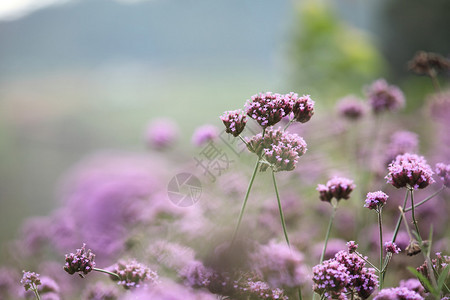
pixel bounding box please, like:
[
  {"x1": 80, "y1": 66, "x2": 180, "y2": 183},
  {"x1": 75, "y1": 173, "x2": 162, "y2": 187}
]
[{"x1": 289, "y1": 0, "x2": 386, "y2": 102}]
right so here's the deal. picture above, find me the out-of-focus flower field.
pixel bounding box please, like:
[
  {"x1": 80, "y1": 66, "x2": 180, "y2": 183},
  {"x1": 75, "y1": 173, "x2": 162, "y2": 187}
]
[{"x1": 0, "y1": 0, "x2": 449, "y2": 299}]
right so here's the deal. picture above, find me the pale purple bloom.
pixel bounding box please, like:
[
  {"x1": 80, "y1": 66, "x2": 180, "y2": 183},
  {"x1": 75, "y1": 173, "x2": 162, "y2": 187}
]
[
  {"x1": 399, "y1": 278, "x2": 427, "y2": 298},
  {"x1": 365, "y1": 79, "x2": 405, "y2": 114},
  {"x1": 385, "y1": 131, "x2": 419, "y2": 166},
  {"x1": 247, "y1": 127, "x2": 307, "y2": 172},
  {"x1": 435, "y1": 162, "x2": 450, "y2": 187},
  {"x1": 364, "y1": 191, "x2": 389, "y2": 210},
  {"x1": 312, "y1": 259, "x2": 350, "y2": 299},
  {"x1": 220, "y1": 109, "x2": 247, "y2": 137},
  {"x1": 353, "y1": 268, "x2": 378, "y2": 299},
  {"x1": 64, "y1": 243, "x2": 96, "y2": 276},
  {"x1": 384, "y1": 241, "x2": 401, "y2": 254},
  {"x1": 386, "y1": 153, "x2": 435, "y2": 189},
  {"x1": 287, "y1": 92, "x2": 315, "y2": 123},
  {"x1": 0, "y1": 268, "x2": 20, "y2": 298},
  {"x1": 145, "y1": 118, "x2": 179, "y2": 149},
  {"x1": 21, "y1": 271, "x2": 41, "y2": 291},
  {"x1": 317, "y1": 176, "x2": 356, "y2": 203},
  {"x1": 191, "y1": 124, "x2": 219, "y2": 146},
  {"x1": 336, "y1": 95, "x2": 366, "y2": 121},
  {"x1": 82, "y1": 282, "x2": 119, "y2": 300},
  {"x1": 346, "y1": 241, "x2": 358, "y2": 253},
  {"x1": 179, "y1": 260, "x2": 213, "y2": 288},
  {"x1": 245, "y1": 92, "x2": 292, "y2": 128},
  {"x1": 374, "y1": 287, "x2": 424, "y2": 300},
  {"x1": 251, "y1": 241, "x2": 308, "y2": 288},
  {"x1": 334, "y1": 250, "x2": 366, "y2": 277},
  {"x1": 239, "y1": 278, "x2": 288, "y2": 299},
  {"x1": 108, "y1": 260, "x2": 158, "y2": 290}
]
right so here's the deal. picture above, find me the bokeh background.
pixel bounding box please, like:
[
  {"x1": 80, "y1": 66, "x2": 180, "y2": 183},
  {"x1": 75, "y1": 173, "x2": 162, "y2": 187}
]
[{"x1": 0, "y1": 0, "x2": 449, "y2": 261}]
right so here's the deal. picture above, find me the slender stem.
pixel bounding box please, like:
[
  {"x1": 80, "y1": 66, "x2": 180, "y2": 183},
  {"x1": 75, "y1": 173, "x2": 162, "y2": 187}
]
[
  {"x1": 404, "y1": 186, "x2": 444, "y2": 212},
  {"x1": 297, "y1": 286, "x2": 303, "y2": 300},
  {"x1": 238, "y1": 135, "x2": 250, "y2": 149},
  {"x1": 283, "y1": 118, "x2": 294, "y2": 131},
  {"x1": 355, "y1": 252, "x2": 379, "y2": 272},
  {"x1": 409, "y1": 189, "x2": 421, "y2": 240},
  {"x1": 319, "y1": 205, "x2": 337, "y2": 264},
  {"x1": 390, "y1": 189, "x2": 409, "y2": 243},
  {"x1": 399, "y1": 207, "x2": 414, "y2": 240},
  {"x1": 378, "y1": 209, "x2": 384, "y2": 290},
  {"x1": 272, "y1": 170, "x2": 290, "y2": 247},
  {"x1": 429, "y1": 70, "x2": 441, "y2": 92},
  {"x1": 231, "y1": 157, "x2": 260, "y2": 246},
  {"x1": 93, "y1": 267, "x2": 120, "y2": 279},
  {"x1": 32, "y1": 284, "x2": 41, "y2": 300}
]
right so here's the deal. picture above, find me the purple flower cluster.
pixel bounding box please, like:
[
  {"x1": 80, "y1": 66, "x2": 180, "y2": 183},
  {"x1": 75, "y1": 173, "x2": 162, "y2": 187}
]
[
  {"x1": 384, "y1": 131, "x2": 419, "y2": 166},
  {"x1": 374, "y1": 287, "x2": 424, "y2": 300},
  {"x1": 64, "y1": 244, "x2": 96, "y2": 276},
  {"x1": 312, "y1": 259, "x2": 350, "y2": 298},
  {"x1": 191, "y1": 124, "x2": 218, "y2": 146},
  {"x1": 336, "y1": 96, "x2": 366, "y2": 121},
  {"x1": 239, "y1": 278, "x2": 288, "y2": 300},
  {"x1": 364, "y1": 191, "x2": 389, "y2": 210},
  {"x1": 20, "y1": 271, "x2": 41, "y2": 291},
  {"x1": 435, "y1": 162, "x2": 450, "y2": 187},
  {"x1": 247, "y1": 127, "x2": 307, "y2": 172},
  {"x1": 386, "y1": 153, "x2": 435, "y2": 189},
  {"x1": 145, "y1": 118, "x2": 179, "y2": 150},
  {"x1": 245, "y1": 92, "x2": 292, "y2": 128},
  {"x1": 347, "y1": 241, "x2": 358, "y2": 253},
  {"x1": 417, "y1": 252, "x2": 450, "y2": 292},
  {"x1": 384, "y1": 241, "x2": 401, "y2": 254},
  {"x1": 317, "y1": 176, "x2": 356, "y2": 203},
  {"x1": 108, "y1": 260, "x2": 158, "y2": 290},
  {"x1": 313, "y1": 246, "x2": 379, "y2": 299},
  {"x1": 399, "y1": 279, "x2": 427, "y2": 298},
  {"x1": 220, "y1": 109, "x2": 247, "y2": 137},
  {"x1": 365, "y1": 79, "x2": 405, "y2": 114},
  {"x1": 288, "y1": 93, "x2": 315, "y2": 123},
  {"x1": 250, "y1": 241, "x2": 308, "y2": 288}
]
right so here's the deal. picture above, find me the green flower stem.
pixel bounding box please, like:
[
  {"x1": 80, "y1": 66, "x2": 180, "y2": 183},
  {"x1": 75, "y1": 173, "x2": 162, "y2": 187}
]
[
  {"x1": 31, "y1": 284, "x2": 41, "y2": 300},
  {"x1": 429, "y1": 69, "x2": 441, "y2": 92},
  {"x1": 378, "y1": 209, "x2": 384, "y2": 290},
  {"x1": 409, "y1": 189, "x2": 421, "y2": 240},
  {"x1": 93, "y1": 267, "x2": 120, "y2": 279},
  {"x1": 272, "y1": 170, "x2": 290, "y2": 248},
  {"x1": 354, "y1": 252, "x2": 379, "y2": 272},
  {"x1": 238, "y1": 135, "x2": 250, "y2": 148},
  {"x1": 390, "y1": 189, "x2": 409, "y2": 243},
  {"x1": 319, "y1": 204, "x2": 337, "y2": 264},
  {"x1": 297, "y1": 286, "x2": 303, "y2": 300},
  {"x1": 283, "y1": 119, "x2": 294, "y2": 131},
  {"x1": 231, "y1": 157, "x2": 260, "y2": 246},
  {"x1": 404, "y1": 186, "x2": 444, "y2": 212}
]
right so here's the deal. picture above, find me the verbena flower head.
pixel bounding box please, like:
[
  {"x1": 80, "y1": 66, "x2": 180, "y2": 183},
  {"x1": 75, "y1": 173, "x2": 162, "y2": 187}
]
[
  {"x1": 408, "y1": 51, "x2": 450, "y2": 76},
  {"x1": 385, "y1": 131, "x2": 419, "y2": 166},
  {"x1": 384, "y1": 241, "x2": 401, "y2": 254},
  {"x1": 346, "y1": 241, "x2": 358, "y2": 254},
  {"x1": 145, "y1": 118, "x2": 179, "y2": 150},
  {"x1": 286, "y1": 92, "x2": 315, "y2": 123},
  {"x1": 191, "y1": 124, "x2": 218, "y2": 147},
  {"x1": 436, "y1": 162, "x2": 450, "y2": 187},
  {"x1": 238, "y1": 277, "x2": 288, "y2": 300},
  {"x1": 21, "y1": 271, "x2": 41, "y2": 291},
  {"x1": 64, "y1": 243, "x2": 96, "y2": 276},
  {"x1": 247, "y1": 127, "x2": 307, "y2": 172},
  {"x1": 365, "y1": 79, "x2": 405, "y2": 114},
  {"x1": 417, "y1": 252, "x2": 450, "y2": 292},
  {"x1": 364, "y1": 191, "x2": 388, "y2": 210},
  {"x1": 353, "y1": 268, "x2": 378, "y2": 299},
  {"x1": 386, "y1": 153, "x2": 435, "y2": 189},
  {"x1": 374, "y1": 287, "x2": 424, "y2": 300},
  {"x1": 399, "y1": 278, "x2": 427, "y2": 298},
  {"x1": 336, "y1": 96, "x2": 366, "y2": 121},
  {"x1": 312, "y1": 259, "x2": 350, "y2": 299},
  {"x1": 220, "y1": 109, "x2": 247, "y2": 137},
  {"x1": 317, "y1": 176, "x2": 356, "y2": 203},
  {"x1": 334, "y1": 250, "x2": 366, "y2": 277},
  {"x1": 109, "y1": 260, "x2": 158, "y2": 290},
  {"x1": 245, "y1": 92, "x2": 292, "y2": 128}
]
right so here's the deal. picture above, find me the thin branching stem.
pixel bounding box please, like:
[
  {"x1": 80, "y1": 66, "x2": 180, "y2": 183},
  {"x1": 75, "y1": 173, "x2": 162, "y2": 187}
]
[
  {"x1": 404, "y1": 186, "x2": 444, "y2": 212},
  {"x1": 93, "y1": 267, "x2": 120, "y2": 279},
  {"x1": 390, "y1": 189, "x2": 409, "y2": 243},
  {"x1": 319, "y1": 204, "x2": 337, "y2": 264},
  {"x1": 272, "y1": 170, "x2": 290, "y2": 248},
  {"x1": 32, "y1": 284, "x2": 41, "y2": 300},
  {"x1": 355, "y1": 252, "x2": 379, "y2": 272},
  {"x1": 231, "y1": 158, "x2": 260, "y2": 246},
  {"x1": 378, "y1": 209, "x2": 384, "y2": 290},
  {"x1": 409, "y1": 189, "x2": 421, "y2": 239}
]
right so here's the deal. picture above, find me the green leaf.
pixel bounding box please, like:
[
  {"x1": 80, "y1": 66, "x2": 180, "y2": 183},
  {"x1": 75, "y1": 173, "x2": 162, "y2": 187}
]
[
  {"x1": 407, "y1": 267, "x2": 437, "y2": 296},
  {"x1": 437, "y1": 264, "x2": 450, "y2": 294}
]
